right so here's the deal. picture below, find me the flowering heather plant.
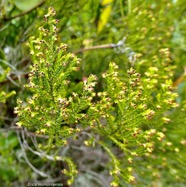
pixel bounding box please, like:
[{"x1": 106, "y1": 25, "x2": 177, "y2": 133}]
[{"x1": 14, "y1": 7, "x2": 179, "y2": 187}]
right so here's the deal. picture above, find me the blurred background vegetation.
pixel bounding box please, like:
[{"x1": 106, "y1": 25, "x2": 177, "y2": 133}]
[{"x1": 0, "y1": 0, "x2": 186, "y2": 186}]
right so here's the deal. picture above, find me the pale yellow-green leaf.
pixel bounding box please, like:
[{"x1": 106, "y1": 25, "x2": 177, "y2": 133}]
[
  {"x1": 102, "y1": 0, "x2": 113, "y2": 5},
  {"x1": 97, "y1": 0, "x2": 113, "y2": 33},
  {"x1": 13, "y1": 0, "x2": 41, "y2": 11}
]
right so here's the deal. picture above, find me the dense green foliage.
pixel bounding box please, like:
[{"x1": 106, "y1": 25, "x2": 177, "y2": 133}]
[{"x1": 0, "y1": 0, "x2": 186, "y2": 186}]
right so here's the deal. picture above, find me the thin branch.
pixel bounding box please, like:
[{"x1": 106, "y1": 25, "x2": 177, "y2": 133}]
[
  {"x1": 6, "y1": 74, "x2": 20, "y2": 87},
  {"x1": 25, "y1": 140, "x2": 69, "y2": 161},
  {"x1": 1, "y1": 126, "x2": 49, "y2": 139},
  {"x1": 17, "y1": 131, "x2": 49, "y2": 177},
  {"x1": 173, "y1": 66, "x2": 186, "y2": 87},
  {"x1": 0, "y1": 72, "x2": 27, "y2": 87},
  {"x1": 3, "y1": 0, "x2": 45, "y2": 22},
  {"x1": 0, "y1": 57, "x2": 29, "y2": 87},
  {"x1": 73, "y1": 43, "x2": 119, "y2": 54}
]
